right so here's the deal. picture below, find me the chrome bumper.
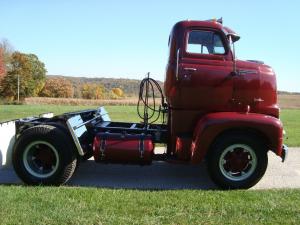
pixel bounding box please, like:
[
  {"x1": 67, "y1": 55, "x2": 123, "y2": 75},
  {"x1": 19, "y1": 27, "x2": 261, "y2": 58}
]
[{"x1": 281, "y1": 144, "x2": 288, "y2": 162}]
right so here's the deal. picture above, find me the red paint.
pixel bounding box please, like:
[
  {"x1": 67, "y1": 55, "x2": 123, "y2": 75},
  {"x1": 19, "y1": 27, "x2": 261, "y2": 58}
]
[
  {"x1": 164, "y1": 20, "x2": 283, "y2": 162},
  {"x1": 36, "y1": 147, "x2": 56, "y2": 166},
  {"x1": 190, "y1": 112, "x2": 283, "y2": 164},
  {"x1": 93, "y1": 134, "x2": 154, "y2": 164},
  {"x1": 224, "y1": 149, "x2": 251, "y2": 172},
  {"x1": 175, "y1": 136, "x2": 192, "y2": 160}
]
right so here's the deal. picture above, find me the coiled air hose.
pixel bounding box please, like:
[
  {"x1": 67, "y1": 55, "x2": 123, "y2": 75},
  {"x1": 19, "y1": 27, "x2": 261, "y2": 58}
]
[{"x1": 137, "y1": 73, "x2": 168, "y2": 126}]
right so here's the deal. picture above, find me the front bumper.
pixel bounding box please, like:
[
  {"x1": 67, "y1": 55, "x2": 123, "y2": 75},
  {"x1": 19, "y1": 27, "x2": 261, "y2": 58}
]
[{"x1": 281, "y1": 144, "x2": 288, "y2": 162}]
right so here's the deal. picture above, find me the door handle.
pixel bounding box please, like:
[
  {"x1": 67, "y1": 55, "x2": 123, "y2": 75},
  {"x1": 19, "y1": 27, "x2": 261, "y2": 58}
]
[
  {"x1": 183, "y1": 67, "x2": 197, "y2": 71},
  {"x1": 253, "y1": 98, "x2": 264, "y2": 103}
]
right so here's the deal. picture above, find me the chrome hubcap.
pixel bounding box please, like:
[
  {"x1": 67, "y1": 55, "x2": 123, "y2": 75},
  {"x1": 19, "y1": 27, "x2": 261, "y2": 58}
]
[{"x1": 219, "y1": 144, "x2": 257, "y2": 181}]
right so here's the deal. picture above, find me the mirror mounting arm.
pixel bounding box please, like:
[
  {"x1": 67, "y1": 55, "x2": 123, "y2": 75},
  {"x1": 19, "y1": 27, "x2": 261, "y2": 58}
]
[
  {"x1": 176, "y1": 48, "x2": 180, "y2": 81},
  {"x1": 228, "y1": 35, "x2": 238, "y2": 76}
]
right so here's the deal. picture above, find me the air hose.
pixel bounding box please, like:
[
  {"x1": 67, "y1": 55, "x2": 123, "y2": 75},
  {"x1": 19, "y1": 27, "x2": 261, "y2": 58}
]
[{"x1": 137, "y1": 73, "x2": 168, "y2": 126}]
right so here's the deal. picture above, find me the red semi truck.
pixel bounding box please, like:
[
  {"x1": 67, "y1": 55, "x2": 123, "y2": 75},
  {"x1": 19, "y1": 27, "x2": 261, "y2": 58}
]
[{"x1": 0, "y1": 19, "x2": 287, "y2": 189}]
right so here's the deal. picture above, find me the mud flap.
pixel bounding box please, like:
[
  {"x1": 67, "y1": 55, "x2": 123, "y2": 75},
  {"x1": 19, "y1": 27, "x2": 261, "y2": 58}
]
[
  {"x1": 0, "y1": 121, "x2": 16, "y2": 169},
  {"x1": 66, "y1": 115, "x2": 87, "y2": 156}
]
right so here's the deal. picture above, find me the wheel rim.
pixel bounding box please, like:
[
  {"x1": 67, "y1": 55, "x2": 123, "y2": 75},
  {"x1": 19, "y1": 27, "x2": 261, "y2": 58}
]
[
  {"x1": 23, "y1": 141, "x2": 60, "y2": 179},
  {"x1": 219, "y1": 144, "x2": 257, "y2": 181}
]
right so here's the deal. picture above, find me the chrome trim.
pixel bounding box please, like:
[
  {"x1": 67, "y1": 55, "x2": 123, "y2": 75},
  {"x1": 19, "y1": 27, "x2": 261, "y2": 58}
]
[
  {"x1": 184, "y1": 67, "x2": 197, "y2": 71},
  {"x1": 247, "y1": 60, "x2": 264, "y2": 65},
  {"x1": 96, "y1": 107, "x2": 111, "y2": 122},
  {"x1": 139, "y1": 138, "x2": 144, "y2": 158},
  {"x1": 253, "y1": 98, "x2": 264, "y2": 103},
  {"x1": 238, "y1": 70, "x2": 258, "y2": 75},
  {"x1": 66, "y1": 107, "x2": 111, "y2": 156},
  {"x1": 66, "y1": 115, "x2": 86, "y2": 156},
  {"x1": 72, "y1": 107, "x2": 111, "y2": 130},
  {"x1": 176, "y1": 48, "x2": 180, "y2": 81},
  {"x1": 39, "y1": 112, "x2": 54, "y2": 118},
  {"x1": 100, "y1": 138, "x2": 106, "y2": 160},
  {"x1": 72, "y1": 114, "x2": 102, "y2": 130}
]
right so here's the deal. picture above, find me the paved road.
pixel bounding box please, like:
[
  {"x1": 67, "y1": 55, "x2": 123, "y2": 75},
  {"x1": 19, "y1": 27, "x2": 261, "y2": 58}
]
[{"x1": 1, "y1": 148, "x2": 299, "y2": 190}]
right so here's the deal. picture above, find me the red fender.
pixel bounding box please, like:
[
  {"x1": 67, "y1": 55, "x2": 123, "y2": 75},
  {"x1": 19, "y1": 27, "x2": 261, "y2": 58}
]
[{"x1": 191, "y1": 112, "x2": 283, "y2": 164}]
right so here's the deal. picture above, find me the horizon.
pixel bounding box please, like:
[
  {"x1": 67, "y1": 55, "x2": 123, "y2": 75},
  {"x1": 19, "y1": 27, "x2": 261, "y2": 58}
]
[
  {"x1": 1, "y1": 0, "x2": 299, "y2": 92},
  {"x1": 46, "y1": 74, "x2": 300, "y2": 94}
]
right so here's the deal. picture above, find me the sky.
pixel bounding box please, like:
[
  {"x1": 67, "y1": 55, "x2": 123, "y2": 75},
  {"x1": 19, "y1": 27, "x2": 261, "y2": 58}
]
[{"x1": 0, "y1": 0, "x2": 299, "y2": 92}]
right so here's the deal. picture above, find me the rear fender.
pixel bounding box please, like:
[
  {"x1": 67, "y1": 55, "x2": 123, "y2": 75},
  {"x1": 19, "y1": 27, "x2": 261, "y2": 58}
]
[
  {"x1": 191, "y1": 112, "x2": 283, "y2": 164},
  {"x1": 0, "y1": 121, "x2": 16, "y2": 168}
]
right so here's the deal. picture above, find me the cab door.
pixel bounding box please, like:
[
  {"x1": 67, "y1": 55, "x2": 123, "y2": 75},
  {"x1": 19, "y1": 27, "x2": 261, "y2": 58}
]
[{"x1": 176, "y1": 29, "x2": 234, "y2": 112}]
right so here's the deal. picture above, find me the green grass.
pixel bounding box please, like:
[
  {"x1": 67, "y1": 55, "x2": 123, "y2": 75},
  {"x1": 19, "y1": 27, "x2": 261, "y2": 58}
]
[
  {"x1": 0, "y1": 105, "x2": 299, "y2": 146},
  {"x1": 0, "y1": 105, "x2": 139, "y2": 122},
  {"x1": 280, "y1": 109, "x2": 300, "y2": 146},
  {"x1": 0, "y1": 186, "x2": 299, "y2": 225}
]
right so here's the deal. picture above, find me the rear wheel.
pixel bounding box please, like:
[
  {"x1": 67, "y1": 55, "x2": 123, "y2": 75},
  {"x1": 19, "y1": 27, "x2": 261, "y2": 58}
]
[
  {"x1": 13, "y1": 125, "x2": 77, "y2": 185},
  {"x1": 207, "y1": 133, "x2": 268, "y2": 189}
]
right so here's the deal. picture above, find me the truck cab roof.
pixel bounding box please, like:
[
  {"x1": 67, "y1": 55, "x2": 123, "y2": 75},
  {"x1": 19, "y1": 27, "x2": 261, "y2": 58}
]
[{"x1": 172, "y1": 20, "x2": 240, "y2": 42}]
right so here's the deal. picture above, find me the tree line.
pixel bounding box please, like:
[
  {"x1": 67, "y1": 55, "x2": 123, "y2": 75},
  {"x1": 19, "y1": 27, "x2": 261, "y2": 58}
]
[{"x1": 0, "y1": 39, "x2": 125, "y2": 101}]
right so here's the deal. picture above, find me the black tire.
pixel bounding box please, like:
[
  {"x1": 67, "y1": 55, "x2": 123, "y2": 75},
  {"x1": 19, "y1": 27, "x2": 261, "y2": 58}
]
[
  {"x1": 13, "y1": 125, "x2": 77, "y2": 185},
  {"x1": 207, "y1": 132, "x2": 268, "y2": 189}
]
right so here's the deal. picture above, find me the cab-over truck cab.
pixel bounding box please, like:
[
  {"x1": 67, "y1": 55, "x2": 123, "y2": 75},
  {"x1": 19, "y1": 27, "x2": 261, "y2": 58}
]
[{"x1": 164, "y1": 19, "x2": 287, "y2": 188}]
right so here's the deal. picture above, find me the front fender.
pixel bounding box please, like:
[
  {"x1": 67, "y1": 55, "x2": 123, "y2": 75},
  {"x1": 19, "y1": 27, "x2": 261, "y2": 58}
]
[{"x1": 191, "y1": 112, "x2": 283, "y2": 164}]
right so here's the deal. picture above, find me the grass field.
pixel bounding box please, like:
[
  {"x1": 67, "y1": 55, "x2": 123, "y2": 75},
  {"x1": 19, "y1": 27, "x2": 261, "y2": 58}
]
[
  {"x1": 0, "y1": 105, "x2": 299, "y2": 146},
  {"x1": 0, "y1": 186, "x2": 299, "y2": 225},
  {"x1": 278, "y1": 94, "x2": 300, "y2": 109},
  {"x1": 0, "y1": 105, "x2": 138, "y2": 122},
  {"x1": 24, "y1": 94, "x2": 300, "y2": 108},
  {"x1": 280, "y1": 109, "x2": 300, "y2": 146},
  {"x1": 25, "y1": 97, "x2": 140, "y2": 106}
]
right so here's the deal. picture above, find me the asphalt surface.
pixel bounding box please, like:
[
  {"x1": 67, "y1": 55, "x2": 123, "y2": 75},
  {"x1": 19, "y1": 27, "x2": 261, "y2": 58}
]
[{"x1": 0, "y1": 148, "x2": 299, "y2": 190}]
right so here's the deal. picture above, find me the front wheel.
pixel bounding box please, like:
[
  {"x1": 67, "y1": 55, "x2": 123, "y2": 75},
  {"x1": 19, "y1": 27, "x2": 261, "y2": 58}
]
[{"x1": 207, "y1": 133, "x2": 268, "y2": 189}]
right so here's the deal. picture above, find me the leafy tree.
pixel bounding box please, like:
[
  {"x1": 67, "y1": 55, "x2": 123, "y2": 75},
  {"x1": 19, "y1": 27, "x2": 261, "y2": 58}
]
[
  {"x1": 0, "y1": 52, "x2": 47, "y2": 100},
  {"x1": 0, "y1": 39, "x2": 14, "y2": 91},
  {"x1": 0, "y1": 70, "x2": 15, "y2": 101},
  {"x1": 45, "y1": 76, "x2": 164, "y2": 98},
  {"x1": 111, "y1": 87, "x2": 124, "y2": 98},
  {"x1": 81, "y1": 83, "x2": 105, "y2": 99},
  {"x1": 0, "y1": 39, "x2": 14, "y2": 72},
  {"x1": 0, "y1": 48, "x2": 5, "y2": 82},
  {"x1": 40, "y1": 77, "x2": 74, "y2": 98}
]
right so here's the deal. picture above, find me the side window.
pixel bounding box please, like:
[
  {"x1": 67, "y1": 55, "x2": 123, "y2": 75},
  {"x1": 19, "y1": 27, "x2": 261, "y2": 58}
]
[{"x1": 187, "y1": 30, "x2": 225, "y2": 55}]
